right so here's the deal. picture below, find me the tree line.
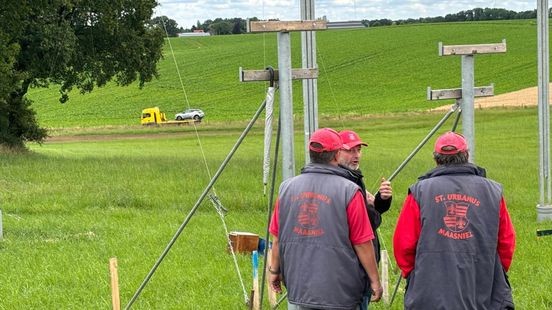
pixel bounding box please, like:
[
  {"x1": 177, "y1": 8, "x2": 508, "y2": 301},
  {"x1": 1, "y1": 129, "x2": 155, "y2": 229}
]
[
  {"x1": 0, "y1": 4, "x2": 546, "y2": 149},
  {"x1": 157, "y1": 7, "x2": 545, "y2": 36},
  {"x1": 363, "y1": 7, "x2": 541, "y2": 27},
  {"x1": 153, "y1": 7, "x2": 545, "y2": 37}
]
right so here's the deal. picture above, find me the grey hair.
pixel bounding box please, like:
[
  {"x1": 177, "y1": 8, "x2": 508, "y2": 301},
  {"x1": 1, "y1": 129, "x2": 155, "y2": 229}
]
[
  {"x1": 310, "y1": 144, "x2": 338, "y2": 164},
  {"x1": 433, "y1": 151, "x2": 469, "y2": 165}
]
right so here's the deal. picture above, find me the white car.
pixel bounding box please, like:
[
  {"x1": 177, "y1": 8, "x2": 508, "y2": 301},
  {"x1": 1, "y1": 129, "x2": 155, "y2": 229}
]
[{"x1": 175, "y1": 109, "x2": 205, "y2": 121}]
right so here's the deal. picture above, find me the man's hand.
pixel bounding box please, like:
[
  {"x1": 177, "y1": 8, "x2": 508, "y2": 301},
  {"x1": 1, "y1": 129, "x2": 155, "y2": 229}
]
[
  {"x1": 268, "y1": 272, "x2": 282, "y2": 293},
  {"x1": 378, "y1": 178, "x2": 392, "y2": 200},
  {"x1": 365, "y1": 191, "x2": 375, "y2": 206},
  {"x1": 370, "y1": 280, "x2": 384, "y2": 302}
]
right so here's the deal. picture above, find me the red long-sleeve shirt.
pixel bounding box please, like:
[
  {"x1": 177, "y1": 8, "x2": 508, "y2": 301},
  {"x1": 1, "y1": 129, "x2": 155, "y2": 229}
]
[{"x1": 393, "y1": 193, "x2": 516, "y2": 277}]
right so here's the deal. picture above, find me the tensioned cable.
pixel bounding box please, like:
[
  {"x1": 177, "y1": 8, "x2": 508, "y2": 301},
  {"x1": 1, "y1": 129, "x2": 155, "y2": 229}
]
[
  {"x1": 125, "y1": 96, "x2": 270, "y2": 309},
  {"x1": 316, "y1": 50, "x2": 346, "y2": 129},
  {"x1": 124, "y1": 15, "x2": 258, "y2": 308},
  {"x1": 161, "y1": 17, "x2": 215, "y2": 184},
  {"x1": 212, "y1": 195, "x2": 249, "y2": 303}
]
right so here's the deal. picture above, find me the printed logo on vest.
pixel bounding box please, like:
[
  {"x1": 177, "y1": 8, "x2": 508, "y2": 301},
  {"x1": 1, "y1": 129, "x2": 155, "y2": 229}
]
[
  {"x1": 435, "y1": 194, "x2": 478, "y2": 240},
  {"x1": 293, "y1": 202, "x2": 324, "y2": 237},
  {"x1": 443, "y1": 201, "x2": 469, "y2": 232}
]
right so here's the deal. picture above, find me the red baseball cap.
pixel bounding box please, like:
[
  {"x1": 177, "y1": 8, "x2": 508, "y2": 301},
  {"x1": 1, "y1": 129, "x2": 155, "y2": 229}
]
[
  {"x1": 309, "y1": 128, "x2": 343, "y2": 152},
  {"x1": 339, "y1": 130, "x2": 368, "y2": 150},
  {"x1": 434, "y1": 131, "x2": 468, "y2": 155}
]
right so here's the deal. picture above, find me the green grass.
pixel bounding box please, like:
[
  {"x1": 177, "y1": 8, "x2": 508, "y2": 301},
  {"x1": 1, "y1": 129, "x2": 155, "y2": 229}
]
[
  {"x1": 4, "y1": 19, "x2": 552, "y2": 308},
  {"x1": 1, "y1": 108, "x2": 552, "y2": 308},
  {"x1": 27, "y1": 20, "x2": 540, "y2": 128}
]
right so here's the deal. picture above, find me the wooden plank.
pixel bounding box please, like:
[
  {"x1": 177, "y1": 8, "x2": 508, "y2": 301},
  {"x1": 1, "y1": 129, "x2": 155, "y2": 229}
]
[
  {"x1": 381, "y1": 250, "x2": 389, "y2": 304},
  {"x1": 240, "y1": 68, "x2": 318, "y2": 82},
  {"x1": 265, "y1": 249, "x2": 278, "y2": 306},
  {"x1": 427, "y1": 85, "x2": 494, "y2": 100},
  {"x1": 109, "y1": 258, "x2": 120, "y2": 310},
  {"x1": 252, "y1": 251, "x2": 260, "y2": 310},
  {"x1": 440, "y1": 41, "x2": 506, "y2": 56},
  {"x1": 249, "y1": 20, "x2": 327, "y2": 32}
]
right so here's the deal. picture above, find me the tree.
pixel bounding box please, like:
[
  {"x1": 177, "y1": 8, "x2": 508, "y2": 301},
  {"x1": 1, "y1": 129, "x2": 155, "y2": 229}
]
[
  {"x1": 209, "y1": 21, "x2": 233, "y2": 35},
  {"x1": 151, "y1": 16, "x2": 180, "y2": 37},
  {"x1": 0, "y1": 1, "x2": 164, "y2": 149}
]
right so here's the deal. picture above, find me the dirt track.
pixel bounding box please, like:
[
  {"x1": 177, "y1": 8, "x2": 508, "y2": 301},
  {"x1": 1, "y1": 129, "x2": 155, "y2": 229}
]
[
  {"x1": 431, "y1": 85, "x2": 545, "y2": 111},
  {"x1": 45, "y1": 86, "x2": 542, "y2": 143}
]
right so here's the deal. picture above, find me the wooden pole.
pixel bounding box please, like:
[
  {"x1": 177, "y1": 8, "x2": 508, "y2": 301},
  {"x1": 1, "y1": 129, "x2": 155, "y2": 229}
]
[
  {"x1": 110, "y1": 257, "x2": 121, "y2": 310},
  {"x1": 265, "y1": 249, "x2": 278, "y2": 306},
  {"x1": 252, "y1": 251, "x2": 260, "y2": 310},
  {"x1": 381, "y1": 250, "x2": 389, "y2": 304}
]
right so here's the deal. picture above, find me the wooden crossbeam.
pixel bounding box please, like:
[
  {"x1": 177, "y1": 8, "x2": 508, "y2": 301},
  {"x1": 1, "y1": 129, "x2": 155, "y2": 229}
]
[
  {"x1": 427, "y1": 85, "x2": 494, "y2": 100},
  {"x1": 248, "y1": 20, "x2": 327, "y2": 33},
  {"x1": 239, "y1": 67, "x2": 318, "y2": 82},
  {"x1": 439, "y1": 40, "x2": 507, "y2": 56}
]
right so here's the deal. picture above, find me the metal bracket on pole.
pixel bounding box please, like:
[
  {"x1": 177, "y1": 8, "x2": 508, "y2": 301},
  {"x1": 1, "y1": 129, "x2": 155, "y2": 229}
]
[
  {"x1": 240, "y1": 20, "x2": 327, "y2": 181},
  {"x1": 434, "y1": 40, "x2": 506, "y2": 163},
  {"x1": 427, "y1": 84, "x2": 494, "y2": 101}
]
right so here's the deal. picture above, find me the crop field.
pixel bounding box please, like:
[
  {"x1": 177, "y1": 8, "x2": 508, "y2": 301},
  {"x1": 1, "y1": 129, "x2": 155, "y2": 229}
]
[
  {"x1": 28, "y1": 20, "x2": 539, "y2": 128},
  {"x1": 1, "y1": 20, "x2": 551, "y2": 309}
]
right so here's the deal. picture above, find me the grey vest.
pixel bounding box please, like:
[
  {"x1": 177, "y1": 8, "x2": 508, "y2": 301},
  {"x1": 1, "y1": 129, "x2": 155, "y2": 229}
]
[
  {"x1": 406, "y1": 164, "x2": 514, "y2": 310},
  {"x1": 278, "y1": 163, "x2": 367, "y2": 309}
]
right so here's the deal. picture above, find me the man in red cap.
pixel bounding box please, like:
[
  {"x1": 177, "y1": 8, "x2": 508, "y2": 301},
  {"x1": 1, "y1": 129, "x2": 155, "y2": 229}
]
[
  {"x1": 268, "y1": 128, "x2": 383, "y2": 309},
  {"x1": 393, "y1": 131, "x2": 516, "y2": 309},
  {"x1": 338, "y1": 130, "x2": 393, "y2": 309}
]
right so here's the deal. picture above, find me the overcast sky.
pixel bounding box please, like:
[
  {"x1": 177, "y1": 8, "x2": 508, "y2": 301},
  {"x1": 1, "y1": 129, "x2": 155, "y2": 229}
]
[{"x1": 155, "y1": 0, "x2": 537, "y2": 29}]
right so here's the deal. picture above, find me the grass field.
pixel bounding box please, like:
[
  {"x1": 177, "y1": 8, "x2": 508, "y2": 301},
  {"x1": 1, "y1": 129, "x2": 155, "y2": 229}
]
[
  {"x1": 2, "y1": 19, "x2": 552, "y2": 309},
  {"x1": 27, "y1": 20, "x2": 540, "y2": 128},
  {"x1": 1, "y1": 107, "x2": 552, "y2": 309}
]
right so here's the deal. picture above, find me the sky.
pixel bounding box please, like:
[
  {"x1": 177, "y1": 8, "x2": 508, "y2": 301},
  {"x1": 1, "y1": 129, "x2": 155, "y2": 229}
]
[{"x1": 155, "y1": 0, "x2": 537, "y2": 30}]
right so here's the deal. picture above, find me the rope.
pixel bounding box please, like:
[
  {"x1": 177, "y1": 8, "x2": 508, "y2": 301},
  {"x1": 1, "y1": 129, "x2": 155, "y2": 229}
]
[
  {"x1": 124, "y1": 97, "x2": 269, "y2": 309},
  {"x1": 316, "y1": 50, "x2": 345, "y2": 129},
  {"x1": 160, "y1": 16, "x2": 215, "y2": 185},
  {"x1": 210, "y1": 194, "x2": 249, "y2": 303}
]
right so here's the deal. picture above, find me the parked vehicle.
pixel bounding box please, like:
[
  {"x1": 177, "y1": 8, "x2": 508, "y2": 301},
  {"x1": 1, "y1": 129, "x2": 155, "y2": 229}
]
[
  {"x1": 140, "y1": 107, "x2": 201, "y2": 125},
  {"x1": 175, "y1": 109, "x2": 205, "y2": 121},
  {"x1": 141, "y1": 107, "x2": 167, "y2": 125}
]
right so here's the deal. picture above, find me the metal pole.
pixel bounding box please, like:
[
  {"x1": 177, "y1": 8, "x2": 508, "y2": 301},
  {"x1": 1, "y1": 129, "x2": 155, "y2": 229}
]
[
  {"x1": 278, "y1": 32, "x2": 296, "y2": 180},
  {"x1": 260, "y1": 115, "x2": 282, "y2": 309},
  {"x1": 389, "y1": 272, "x2": 402, "y2": 307},
  {"x1": 537, "y1": 0, "x2": 552, "y2": 221},
  {"x1": 387, "y1": 104, "x2": 459, "y2": 182},
  {"x1": 125, "y1": 99, "x2": 268, "y2": 309},
  {"x1": 301, "y1": 0, "x2": 318, "y2": 164},
  {"x1": 461, "y1": 55, "x2": 475, "y2": 163}
]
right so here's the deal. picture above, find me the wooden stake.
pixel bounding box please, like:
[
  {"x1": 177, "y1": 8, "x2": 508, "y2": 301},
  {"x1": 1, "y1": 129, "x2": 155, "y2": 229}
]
[
  {"x1": 381, "y1": 250, "x2": 389, "y2": 304},
  {"x1": 252, "y1": 251, "x2": 260, "y2": 310},
  {"x1": 109, "y1": 257, "x2": 121, "y2": 310},
  {"x1": 265, "y1": 249, "x2": 278, "y2": 306}
]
